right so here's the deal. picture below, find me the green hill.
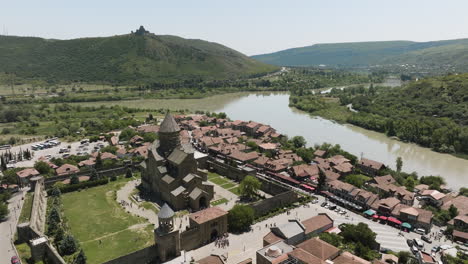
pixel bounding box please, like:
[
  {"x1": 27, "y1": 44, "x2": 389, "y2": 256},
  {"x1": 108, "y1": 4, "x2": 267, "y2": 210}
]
[
  {"x1": 0, "y1": 30, "x2": 277, "y2": 84},
  {"x1": 252, "y1": 39, "x2": 468, "y2": 69}
]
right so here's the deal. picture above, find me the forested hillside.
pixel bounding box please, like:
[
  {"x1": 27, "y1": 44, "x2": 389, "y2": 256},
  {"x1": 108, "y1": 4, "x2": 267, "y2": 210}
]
[
  {"x1": 252, "y1": 39, "x2": 468, "y2": 70},
  {"x1": 290, "y1": 74, "x2": 468, "y2": 155},
  {"x1": 0, "y1": 29, "x2": 277, "y2": 84}
]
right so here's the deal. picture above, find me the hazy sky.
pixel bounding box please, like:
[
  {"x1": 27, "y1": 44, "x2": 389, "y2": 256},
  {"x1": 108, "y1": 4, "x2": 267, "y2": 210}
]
[{"x1": 2, "y1": 0, "x2": 468, "y2": 55}]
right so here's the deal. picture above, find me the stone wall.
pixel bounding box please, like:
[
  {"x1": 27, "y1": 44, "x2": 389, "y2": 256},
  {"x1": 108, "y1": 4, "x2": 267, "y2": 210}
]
[
  {"x1": 44, "y1": 243, "x2": 67, "y2": 264},
  {"x1": 44, "y1": 166, "x2": 129, "y2": 188},
  {"x1": 257, "y1": 177, "x2": 290, "y2": 196},
  {"x1": 29, "y1": 177, "x2": 47, "y2": 235},
  {"x1": 102, "y1": 245, "x2": 158, "y2": 264},
  {"x1": 207, "y1": 159, "x2": 249, "y2": 182},
  {"x1": 180, "y1": 227, "x2": 202, "y2": 251},
  {"x1": 249, "y1": 191, "x2": 299, "y2": 218}
]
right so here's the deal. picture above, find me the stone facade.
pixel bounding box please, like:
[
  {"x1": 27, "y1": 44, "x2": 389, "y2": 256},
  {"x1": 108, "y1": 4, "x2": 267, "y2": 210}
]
[{"x1": 141, "y1": 113, "x2": 214, "y2": 211}]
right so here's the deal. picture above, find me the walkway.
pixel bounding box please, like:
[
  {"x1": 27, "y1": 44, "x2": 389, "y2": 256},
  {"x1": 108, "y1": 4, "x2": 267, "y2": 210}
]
[
  {"x1": 0, "y1": 188, "x2": 28, "y2": 263},
  {"x1": 116, "y1": 179, "x2": 159, "y2": 226}
]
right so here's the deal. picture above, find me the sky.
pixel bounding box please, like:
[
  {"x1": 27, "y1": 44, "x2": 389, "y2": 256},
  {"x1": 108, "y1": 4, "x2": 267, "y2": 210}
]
[{"x1": 2, "y1": 0, "x2": 468, "y2": 55}]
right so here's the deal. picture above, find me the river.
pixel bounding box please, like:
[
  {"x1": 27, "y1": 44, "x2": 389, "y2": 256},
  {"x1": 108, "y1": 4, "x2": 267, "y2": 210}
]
[{"x1": 75, "y1": 91, "x2": 467, "y2": 188}]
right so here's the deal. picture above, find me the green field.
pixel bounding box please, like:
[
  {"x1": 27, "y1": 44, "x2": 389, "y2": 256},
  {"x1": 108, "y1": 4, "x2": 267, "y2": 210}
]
[
  {"x1": 61, "y1": 177, "x2": 154, "y2": 264},
  {"x1": 18, "y1": 192, "x2": 33, "y2": 224},
  {"x1": 211, "y1": 198, "x2": 228, "y2": 206},
  {"x1": 228, "y1": 186, "x2": 241, "y2": 195}
]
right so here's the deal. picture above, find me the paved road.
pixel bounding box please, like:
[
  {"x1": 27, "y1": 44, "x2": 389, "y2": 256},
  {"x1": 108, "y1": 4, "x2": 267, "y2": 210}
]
[{"x1": 0, "y1": 188, "x2": 27, "y2": 263}]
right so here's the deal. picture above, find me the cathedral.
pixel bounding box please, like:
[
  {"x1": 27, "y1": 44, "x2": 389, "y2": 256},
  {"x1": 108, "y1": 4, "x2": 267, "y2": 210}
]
[{"x1": 141, "y1": 112, "x2": 214, "y2": 211}]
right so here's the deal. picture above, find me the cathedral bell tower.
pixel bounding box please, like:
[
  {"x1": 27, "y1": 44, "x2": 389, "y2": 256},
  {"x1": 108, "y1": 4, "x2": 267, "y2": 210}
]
[
  {"x1": 158, "y1": 112, "x2": 181, "y2": 158},
  {"x1": 155, "y1": 203, "x2": 180, "y2": 261}
]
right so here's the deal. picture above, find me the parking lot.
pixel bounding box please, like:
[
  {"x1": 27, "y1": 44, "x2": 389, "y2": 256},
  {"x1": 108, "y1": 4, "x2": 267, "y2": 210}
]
[{"x1": 1, "y1": 139, "x2": 109, "y2": 168}]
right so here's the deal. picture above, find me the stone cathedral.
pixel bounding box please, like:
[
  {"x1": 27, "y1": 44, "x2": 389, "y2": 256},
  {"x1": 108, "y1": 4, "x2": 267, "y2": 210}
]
[{"x1": 141, "y1": 112, "x2": 214, "y2": 211}]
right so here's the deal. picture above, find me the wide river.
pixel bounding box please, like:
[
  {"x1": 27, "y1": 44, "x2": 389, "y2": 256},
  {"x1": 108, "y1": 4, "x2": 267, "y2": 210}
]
[{"x1": 78, "y1": 92, "x2": 468, "y2": 188}]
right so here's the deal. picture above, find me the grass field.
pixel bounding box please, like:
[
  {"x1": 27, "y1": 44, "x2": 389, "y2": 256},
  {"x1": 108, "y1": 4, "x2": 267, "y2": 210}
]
[
  {"x1": 61, "y1": 177, "x2": 154, "y2": 264},
  {"x1": 18, "y1": 192, "x2": 33, "y2": 224},
  {"x1": 211, "y1": 198, "x2": 228, "y2": 206},
  {"x1": 228, "y1": 186, "x2": 241, "y2": 195}
]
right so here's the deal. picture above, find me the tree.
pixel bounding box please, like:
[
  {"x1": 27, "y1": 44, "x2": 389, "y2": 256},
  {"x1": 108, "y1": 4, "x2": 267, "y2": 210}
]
[
  {"x1": 239, "y1": 176, "x2": 261, "y2": 200},
  {"x1": 74, "y1": 249, "x2": 87, "y2": 264},
  {"x1": 0, "y1": 202, "x2": 9, "y2": 220},
  {"x1": 404, "y1": 177, "x2": 415, "y2": 192},
  {"x1": 50, "y1": 186, "x2": 61, "y2": 197},
  {"x1": 449, "y1": 205, "x2": 459, "y2": 219},
  {"x1": 59, "y1": 234, "x2": 78, "y2": 255},
  {"x1": 55, "y1": 225, "x2": 65, "y2": 243},
  {"x1": 34, "y1": 160, "x2": 51, "y2": 175},
  {"x1": 48, "y1": 206, "x2": 61, "y2": 224},
  {"x1": 291, "y1": 136, "x2": 307, "y2": 149},
  {"x1": 227, "y1": 205, "x2": 254, "y2": 233},
  {"x1": 459, "y1": 187, "x2": 468, "y2": 197},
  {"x1": 397, "y1": 251, "x2": 412, "y2": 264},
  {"x1": 396, "y1": 157, "x2": 403, "y2": 173},
  {"x1": 90, "y1": 169, "x2": 100, "y2": 181},
  {"x1": 70, "y1": 175, "x2": 79, "y2": 185},
  {"x1": 317, "y1": 169, "x2": 326, "y2": 191},
  {"x1": 125, "y1": 168, "x2": 133, "y2": 178},
  {"x1": 340, "y1": 223, "x2": 377, "y2": 249},
  {"x1": 319, "y1": 232, "x2": 342, "y2": 247},
  {"x1": 95, "y1": 152, "x2": 103, "y2": 169}
]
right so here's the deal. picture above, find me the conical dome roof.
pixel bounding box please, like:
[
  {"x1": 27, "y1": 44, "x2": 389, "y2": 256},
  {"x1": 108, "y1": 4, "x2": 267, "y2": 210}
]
[
  {"x1": 158, "y1": 203, "x2": 175, "y2": 219},
  {"x1": 159, "y1": 112, "x2": 180, "y2": 133}
]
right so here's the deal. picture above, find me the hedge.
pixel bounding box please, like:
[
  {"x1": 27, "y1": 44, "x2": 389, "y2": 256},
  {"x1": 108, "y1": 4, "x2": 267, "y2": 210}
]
[{"x1": 47, "y1": 178, "x2": 109, "y2": 195}]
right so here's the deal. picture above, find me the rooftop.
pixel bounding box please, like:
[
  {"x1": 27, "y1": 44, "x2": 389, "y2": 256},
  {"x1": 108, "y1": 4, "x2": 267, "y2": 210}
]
[{"x1": 189, "y1": 207, "x2": 227, "y2": 225}]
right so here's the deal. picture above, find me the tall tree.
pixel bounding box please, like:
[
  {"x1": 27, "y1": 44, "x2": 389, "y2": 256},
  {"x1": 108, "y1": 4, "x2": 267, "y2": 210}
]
[
  {"x1": 74, "y1": 249, "x2": 87, "y2": 264},
  {"x1": 317, "y1": 168, "x2": 326, "y2": 192},
  {"x1": 239, "y1": 176, "x2": 261, "y2": 200},
  {"x1": 396, "y1": 157, "x2": 403, "y2": 173}
]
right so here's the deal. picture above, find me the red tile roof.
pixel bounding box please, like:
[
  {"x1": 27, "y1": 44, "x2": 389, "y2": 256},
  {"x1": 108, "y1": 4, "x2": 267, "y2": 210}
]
[{"x1": 189, "y1": 207, "x2": 228, "y2": 225}]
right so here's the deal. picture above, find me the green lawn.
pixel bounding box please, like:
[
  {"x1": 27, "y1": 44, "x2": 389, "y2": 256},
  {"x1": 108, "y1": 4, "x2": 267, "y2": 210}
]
[
  {"x1": 140, "y1": 201, "x2": 159, "y2": 215},
  {"x1": 16, "y1": 243, "x2": 31, "y2": 264},
  {"x1": 211, "y1": 198, "x2": 228, "y2": 206},
  {"x1": 208, "y1": 172, "x2": 221, "y2": 180},
  {"x1": 209, "y1": 177, "x2": 229, "y2": 185},
  {"x1": 228, "y1": 186, "x2": 241, "y2": 195},
  {"x1": 61, "y1": 177, "x2": 154, "y2": 264},
  {"x1": 18, "y1": 192, "x2": 33, "y2": 224},
  {"x1": 220, "y1": 182, "x2": 236, "y2": 189}
]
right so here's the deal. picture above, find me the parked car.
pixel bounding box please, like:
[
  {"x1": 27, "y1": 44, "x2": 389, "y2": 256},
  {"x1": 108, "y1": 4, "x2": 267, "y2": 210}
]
[
  {"x1": 321, "y1": 202, "x2": 327, "y2": 207},
  {"x1": 432, "y1": 246, "x2": 439, "y2": 252},
  {"x1": 311, "y1": 199, "x2": 318, "y2": 204},
  {"x1": 413, "y1": 238, "x2": 424, "y2": 249},
  {"x1": 407, "y1": 239, "x2": 414, "y2": 247},
  {"x1": 380, "y1": 247, "x2": 391, "y2": 253},
  {"x1": 11, "y1": 256, "x2": 20, "y2": 264},
  {"x1": 415, "y1": 228, "x2": 426, "y2": 235},
  {"x1": 328, "y1": 205, "x2": 337, "y2": 210},
  {"x1": 411, "y1": 245, "x2": 419, "y2": 254},
  {"x1": 422, "y1": 235, "x2": 432, "y2": 243},
  {"x1": 62, "y1": 154, "x2": 70, "y2": 158}
]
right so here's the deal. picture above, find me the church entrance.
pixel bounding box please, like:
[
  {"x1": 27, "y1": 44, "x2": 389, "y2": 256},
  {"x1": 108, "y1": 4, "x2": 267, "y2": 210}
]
[
  {"x1": 210, "y1": 229, "x2": 218, "y2": 241},
  {"x1": 199, "y1": 196, "x2": 207, "y2": 209}
]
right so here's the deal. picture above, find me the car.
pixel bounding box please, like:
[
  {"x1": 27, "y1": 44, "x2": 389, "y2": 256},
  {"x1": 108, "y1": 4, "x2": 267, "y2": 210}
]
[
  {"x1": 380, "y1": 247, "x2": 391, "y2": 253},
  {"x1": 311, "y1": 199, "x2": 318, "y2": 204},
  {"x1": 11, "y1": 256, "x2": 20, "y2": 264},
  {"x1": 411, "y1": 245, "x2": 419, "y2": 254},
  {"x1": 328, "y1": 205, "x2": 337, "y2": 210},
  {"x1": 339, "y1": 209, "x2": 346, "y2": 215},
  {"x1": 432, "y1": 246, "x2": 439, "y2": 252},
  {"x1": 321, "y1": 202, "x2": 327, "y2": 207},
  {"x1": 407, "y1": 239, "x2": 414, "y2": 247},
  {"x1": 334, "y1": 208, "x2": 341, "y2": 212},
  {"x1": 62, "y1": 154, "x2": 70, "y2": 158},
  {"x1": 415, "y1": 228, "x2": 426, "y2": 235},
  {"x1": 413, "y1": 238, "x2": 424, "y2": 249},
  {"x1": 421, "y1": 235, "x2": 432, "y2": 243}
]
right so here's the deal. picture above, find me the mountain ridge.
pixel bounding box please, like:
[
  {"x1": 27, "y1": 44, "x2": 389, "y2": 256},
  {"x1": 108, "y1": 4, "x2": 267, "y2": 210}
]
[
  {"x1": 252, "y1": 38, "x2": 468, "y2": 69},
  {"x1": 0, "y1": 30, "x2": 278, "y2": 84}
]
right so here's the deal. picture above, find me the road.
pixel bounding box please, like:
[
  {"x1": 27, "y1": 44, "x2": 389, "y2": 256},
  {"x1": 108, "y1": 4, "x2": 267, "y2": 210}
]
[{"x1": 0, "y1": 188, "x2": 27, "y2": 263}]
